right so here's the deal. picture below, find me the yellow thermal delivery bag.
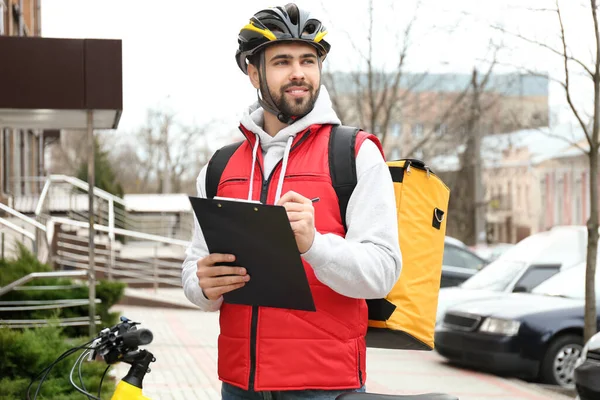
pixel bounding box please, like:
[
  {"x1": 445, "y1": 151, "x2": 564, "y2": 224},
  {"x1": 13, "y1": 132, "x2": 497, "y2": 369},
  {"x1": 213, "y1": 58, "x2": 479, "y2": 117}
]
[
  {"x1": 328, "y1": 126, "x2": 451, "y2": 351},
  {"x1": 366, "y1": 159, "x2": 450, "y2": 350}
]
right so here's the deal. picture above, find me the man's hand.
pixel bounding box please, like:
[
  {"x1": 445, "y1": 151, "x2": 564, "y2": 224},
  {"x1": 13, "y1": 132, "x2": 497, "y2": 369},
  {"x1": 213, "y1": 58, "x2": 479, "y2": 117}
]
[
  {"x1": 196, "y1": 254, "x2": 250, "y2": 300},
  {"x1": 277, "y1": 191, "x2": 315, "y2": 254}
]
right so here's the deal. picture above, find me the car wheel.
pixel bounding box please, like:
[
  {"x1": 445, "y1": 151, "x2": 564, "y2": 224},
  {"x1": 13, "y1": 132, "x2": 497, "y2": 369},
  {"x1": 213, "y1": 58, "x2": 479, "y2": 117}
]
[{"x1": 540, "y1": 334, "x2": 583, "y2": 389}]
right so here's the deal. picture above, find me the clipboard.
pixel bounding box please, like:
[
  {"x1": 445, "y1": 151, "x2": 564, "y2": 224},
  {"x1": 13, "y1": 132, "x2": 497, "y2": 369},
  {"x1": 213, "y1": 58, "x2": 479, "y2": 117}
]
[{"x1": 188, "y1": 196, "x2": 316, "y2": 312}]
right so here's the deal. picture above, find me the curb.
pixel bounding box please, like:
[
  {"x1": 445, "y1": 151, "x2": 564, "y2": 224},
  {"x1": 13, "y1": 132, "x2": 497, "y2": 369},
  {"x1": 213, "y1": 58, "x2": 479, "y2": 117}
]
[
  {"x1": 119, "y1": 288, "x2": 200, "y2": 310},
  {"x1": 508, "y1": 379, "x2": 577, "y2": 399}
]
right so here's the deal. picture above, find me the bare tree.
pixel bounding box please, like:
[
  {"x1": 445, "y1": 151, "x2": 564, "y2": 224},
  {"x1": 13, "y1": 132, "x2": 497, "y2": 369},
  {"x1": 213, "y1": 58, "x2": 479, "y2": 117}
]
[
  {"x1": 321, "y1": 0, "x2": 504, "y2": 162},
  {"x1": 108, "y1": 108, "x2": 213, "y2": 194},
  {"x1": 47, "y1": 130, "x2": 92, "y2": 175},
  {"x1": 494, "y1": 0, "x2": 599, "y2": 342},
  {"x1": 322, "y1": 0, "x2": 428, "y2": 147}
]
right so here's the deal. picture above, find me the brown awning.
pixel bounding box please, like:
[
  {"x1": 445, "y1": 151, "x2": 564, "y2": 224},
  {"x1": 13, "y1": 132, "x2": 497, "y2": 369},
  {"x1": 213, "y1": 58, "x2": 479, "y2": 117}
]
[{"x1": 0, "y1": 36, "x2": 122, "y2": 130}]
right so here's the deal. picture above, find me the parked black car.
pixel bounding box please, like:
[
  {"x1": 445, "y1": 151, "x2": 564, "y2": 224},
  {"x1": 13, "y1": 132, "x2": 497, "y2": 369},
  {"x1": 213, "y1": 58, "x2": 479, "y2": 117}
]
[
  {"x1": 435, "y1": 262, "x2": 598, "y2": 389},
  {"x1": 441, "y1": 236, "x2": 488, "y2": 288}
]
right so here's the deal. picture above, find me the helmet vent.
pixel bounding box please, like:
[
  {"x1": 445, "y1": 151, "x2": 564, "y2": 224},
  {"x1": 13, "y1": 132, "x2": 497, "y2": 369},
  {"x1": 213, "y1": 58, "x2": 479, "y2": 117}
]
[{"x1": 284, "y1": 3, "x2": 300, "y2": 25}]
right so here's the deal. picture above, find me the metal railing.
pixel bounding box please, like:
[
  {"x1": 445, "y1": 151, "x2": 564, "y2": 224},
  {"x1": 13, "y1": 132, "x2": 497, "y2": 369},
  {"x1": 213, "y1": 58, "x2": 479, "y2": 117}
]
[
  {"x1": 0, "y1": 201, "x2": 49, "y2": 263},
  {"x1": 10, "y1": 175, "x2": 195, "y2": 241},
  {"x1": 0, "y1": 270, "x2": 101, "y2": 328},
  {"x1": 1, "y1": 174, "x2": 193, "y2": 329},
  {"x1": 49, "y1": 216, "x2": 187, "y2": 290}
]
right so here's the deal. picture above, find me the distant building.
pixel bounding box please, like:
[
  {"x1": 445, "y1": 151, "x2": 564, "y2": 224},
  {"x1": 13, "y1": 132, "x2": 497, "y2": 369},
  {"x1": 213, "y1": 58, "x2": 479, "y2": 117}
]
[
  {"x1": 325, "y1": 72, "x2": 549, "y2": 160},
  {"x1": 431, "y1": 123, "x2": 589, "y2": 244}
]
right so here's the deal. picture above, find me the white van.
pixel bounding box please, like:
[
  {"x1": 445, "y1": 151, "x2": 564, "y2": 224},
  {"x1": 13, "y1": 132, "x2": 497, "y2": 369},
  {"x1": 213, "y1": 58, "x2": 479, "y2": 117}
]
[{"x1": 435, "y1": 225, "x2": 590, "y2": 325}]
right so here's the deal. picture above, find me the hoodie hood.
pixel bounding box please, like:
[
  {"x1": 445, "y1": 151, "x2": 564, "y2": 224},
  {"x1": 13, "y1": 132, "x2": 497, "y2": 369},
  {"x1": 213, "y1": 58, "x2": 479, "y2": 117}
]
[
  {"x1": 239, "y1": 85, "x2": 341, "y2": 203},
  {"x1": 240, "y1": 85, "x2": 341, "y2": 148}
]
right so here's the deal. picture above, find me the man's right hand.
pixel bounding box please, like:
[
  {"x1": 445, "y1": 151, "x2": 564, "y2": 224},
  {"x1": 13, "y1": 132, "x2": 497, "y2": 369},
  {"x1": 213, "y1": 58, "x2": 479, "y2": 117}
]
[{"x1": 196, "y1": 254, "x2": 250, "y2": 300}]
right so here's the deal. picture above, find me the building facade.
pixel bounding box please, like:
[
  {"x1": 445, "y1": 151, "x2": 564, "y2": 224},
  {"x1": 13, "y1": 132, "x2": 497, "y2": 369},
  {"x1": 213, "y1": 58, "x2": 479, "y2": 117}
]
[
  {"x1": 326, "y1": 72, "x2": 549, "y2": 161},
  {"x1": 483, "y1": 129, "x2": 593, "y2": 244},
  {"x1": 0, "y1": 0, "x2": 47, "y2": 205}
]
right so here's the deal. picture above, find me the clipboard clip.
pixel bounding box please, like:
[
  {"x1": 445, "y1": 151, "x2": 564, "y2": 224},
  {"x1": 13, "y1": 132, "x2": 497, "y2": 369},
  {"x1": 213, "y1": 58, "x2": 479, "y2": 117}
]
[{"x1": 214, "y1": 196, "x2": 262, "y2": 204}]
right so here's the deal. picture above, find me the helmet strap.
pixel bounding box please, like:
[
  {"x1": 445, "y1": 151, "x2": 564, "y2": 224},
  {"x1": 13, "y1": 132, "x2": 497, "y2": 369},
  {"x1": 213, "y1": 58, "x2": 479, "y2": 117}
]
[{"x1": 256, "y1": 52, "x2": 296, "y2": 124}]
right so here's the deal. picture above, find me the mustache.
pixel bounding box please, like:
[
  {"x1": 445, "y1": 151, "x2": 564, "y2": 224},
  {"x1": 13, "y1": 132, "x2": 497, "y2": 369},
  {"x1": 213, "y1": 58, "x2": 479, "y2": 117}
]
[{"x1": 281, "y1": 82, "x2": 313, "y2": 92}]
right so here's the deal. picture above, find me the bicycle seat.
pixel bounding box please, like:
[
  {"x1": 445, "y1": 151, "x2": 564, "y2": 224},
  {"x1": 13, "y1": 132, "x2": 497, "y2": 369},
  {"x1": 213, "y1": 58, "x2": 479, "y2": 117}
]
[{"x1": 337, "y1": 393, "x2": 459, "y2": 400}]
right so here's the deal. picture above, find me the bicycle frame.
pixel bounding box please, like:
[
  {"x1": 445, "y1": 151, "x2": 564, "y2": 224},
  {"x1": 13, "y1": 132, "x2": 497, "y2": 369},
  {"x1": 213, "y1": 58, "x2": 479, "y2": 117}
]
[
  {"x1": 109, "y1": 348, "x2": 155, "y2": 400},
  {"x1": 111, "y1": 380, "x2": 150, "y2": 400}
]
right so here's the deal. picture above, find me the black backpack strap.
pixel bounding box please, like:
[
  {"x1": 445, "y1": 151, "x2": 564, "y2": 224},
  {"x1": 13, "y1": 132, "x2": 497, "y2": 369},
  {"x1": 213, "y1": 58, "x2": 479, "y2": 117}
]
[
  {"x1": 205, "y1": 141, "x2": 243, "y2": 199},
  {"x1": 328, "y1": 125, "x2": 360, "y2": 231}
]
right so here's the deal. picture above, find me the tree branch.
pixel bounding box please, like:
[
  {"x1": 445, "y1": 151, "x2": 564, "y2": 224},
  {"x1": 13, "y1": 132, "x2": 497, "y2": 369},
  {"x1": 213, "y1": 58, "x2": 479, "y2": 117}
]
[
  {"x1": 557, "y1": 0, "x2": 593, "y2": 143},
  {"x1": 376, "y1": 6, "x2": 420, "y2": 145},
  {"x1": 591, "y1": 0, "x2": 600, "y2": 148},
  {"x1": 491, "y1": 24, "x2": 595, "y2": 79}
]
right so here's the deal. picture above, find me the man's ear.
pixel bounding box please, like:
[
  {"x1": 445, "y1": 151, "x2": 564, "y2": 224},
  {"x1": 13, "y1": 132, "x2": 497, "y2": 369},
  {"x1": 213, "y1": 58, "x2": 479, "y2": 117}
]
[{"x1": 248, "y1": 63, "x2": 261, "y2": 90}]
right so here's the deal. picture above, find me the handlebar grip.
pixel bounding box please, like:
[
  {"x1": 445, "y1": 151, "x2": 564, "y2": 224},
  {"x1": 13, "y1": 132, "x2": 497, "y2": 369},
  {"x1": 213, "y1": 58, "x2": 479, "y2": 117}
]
[{"x1": 120, "y1": 328, "x2": 153, "y2": 348}]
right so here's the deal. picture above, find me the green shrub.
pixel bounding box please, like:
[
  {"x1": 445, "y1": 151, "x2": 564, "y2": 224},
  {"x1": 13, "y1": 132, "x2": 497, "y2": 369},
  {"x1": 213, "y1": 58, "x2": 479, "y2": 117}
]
[
  {"x1": 0, "y1": 324, "x2": 116, "y2": 399},
  {"x1": 0, "y1": 244, "x2": 126, "y2": 337}
]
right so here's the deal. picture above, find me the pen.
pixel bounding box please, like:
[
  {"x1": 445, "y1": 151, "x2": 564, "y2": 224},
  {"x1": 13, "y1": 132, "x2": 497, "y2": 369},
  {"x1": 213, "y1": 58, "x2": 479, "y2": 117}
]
[{"x1": 311, "y1": 197, "x2": 320, "y2": 203}]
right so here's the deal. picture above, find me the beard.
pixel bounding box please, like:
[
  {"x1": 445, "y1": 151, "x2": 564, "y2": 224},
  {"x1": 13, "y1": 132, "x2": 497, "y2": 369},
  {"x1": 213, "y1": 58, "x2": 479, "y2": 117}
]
[{"x1": 268, "y1": 81, "x2": 319, "y2": 118}]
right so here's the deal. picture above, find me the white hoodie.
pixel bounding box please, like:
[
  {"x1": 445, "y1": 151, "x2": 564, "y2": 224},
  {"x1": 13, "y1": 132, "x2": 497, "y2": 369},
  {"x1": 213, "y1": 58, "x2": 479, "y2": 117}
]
[{"x1": 181, "y1": 86, "x2": 402, "y2": 311}]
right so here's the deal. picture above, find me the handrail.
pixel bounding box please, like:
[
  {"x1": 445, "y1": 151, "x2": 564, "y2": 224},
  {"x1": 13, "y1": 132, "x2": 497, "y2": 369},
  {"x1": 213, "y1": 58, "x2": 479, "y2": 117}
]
[
  {"x1": 35, "y1": 175, "x2": 126, "y2": 218},
  {"x1": 0, "y1": 217, "x2": 36, "y2": 241},
  {"x1": 49, "y1": 216, "x2": 190, "y2": 247},
  {"x1": 0, "y1": 271, "x2": 87, "y2": 297},
  {"x1": 0, "y1": 202, "x2": 46, "y2": 232}
]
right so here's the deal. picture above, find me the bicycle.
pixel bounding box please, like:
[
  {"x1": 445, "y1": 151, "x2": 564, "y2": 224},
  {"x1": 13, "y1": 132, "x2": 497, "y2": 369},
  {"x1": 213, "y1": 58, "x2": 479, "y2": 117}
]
[{"x1": 27, "y1": 317, "x2": 459, "y2": 400}]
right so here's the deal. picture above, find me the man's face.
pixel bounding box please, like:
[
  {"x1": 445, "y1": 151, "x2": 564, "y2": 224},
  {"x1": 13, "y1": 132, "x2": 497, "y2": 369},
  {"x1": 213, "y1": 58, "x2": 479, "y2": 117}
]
[{"x1": 250, "y1": 42, "x2": 321, "y2": 117}]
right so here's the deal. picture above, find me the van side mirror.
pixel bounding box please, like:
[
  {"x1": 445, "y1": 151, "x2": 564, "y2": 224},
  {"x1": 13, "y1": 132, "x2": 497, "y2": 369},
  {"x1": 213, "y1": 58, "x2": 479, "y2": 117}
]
[{"x1": 513, "y1": 286, "x2": 528, "y2": 293}]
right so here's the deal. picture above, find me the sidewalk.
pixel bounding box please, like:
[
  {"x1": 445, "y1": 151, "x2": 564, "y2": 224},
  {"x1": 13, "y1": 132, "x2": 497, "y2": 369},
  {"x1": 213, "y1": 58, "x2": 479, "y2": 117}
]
[{"x1": 111, "y1": 304, "x2": 575, "y2": 400}]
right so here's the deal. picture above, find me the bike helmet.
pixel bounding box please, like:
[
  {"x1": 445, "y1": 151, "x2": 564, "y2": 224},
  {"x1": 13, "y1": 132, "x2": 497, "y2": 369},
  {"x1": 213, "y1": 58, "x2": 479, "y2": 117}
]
[
  {"x1": 236, "y1": 3, "x2": 331, "y2": 75},
  {"x1": 235, "y1": 4, "x2": 332, "y2": 124}
]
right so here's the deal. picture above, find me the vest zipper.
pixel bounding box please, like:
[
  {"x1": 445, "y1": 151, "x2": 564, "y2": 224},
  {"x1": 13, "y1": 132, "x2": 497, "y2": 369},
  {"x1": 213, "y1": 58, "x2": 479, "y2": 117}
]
[
  {"x1": 247, "y1": 129, "x2": 312, "y2": 390},
  {"x1": 247, "y1": 179, "x2": 268, "y2": 390},
  {"x1": 358, "y1": 349, "x2": 363, "y2": 387}
]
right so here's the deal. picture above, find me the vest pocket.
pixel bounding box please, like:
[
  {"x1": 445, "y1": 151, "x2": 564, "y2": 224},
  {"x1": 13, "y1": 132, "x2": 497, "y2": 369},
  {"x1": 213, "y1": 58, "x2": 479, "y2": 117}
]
[
  {"x1": 218, "y1": 177, "x2": 249, "y2": 193},
  {"x1": 284, "y1": 173, "x2": 327, "y2": 181}
]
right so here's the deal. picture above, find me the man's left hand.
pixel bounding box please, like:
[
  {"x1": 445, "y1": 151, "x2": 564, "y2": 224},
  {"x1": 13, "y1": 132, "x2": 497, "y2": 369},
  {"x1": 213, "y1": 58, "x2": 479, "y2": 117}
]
[{"x1": 277, "y1": 191, "x2": 315, "y2": 254}]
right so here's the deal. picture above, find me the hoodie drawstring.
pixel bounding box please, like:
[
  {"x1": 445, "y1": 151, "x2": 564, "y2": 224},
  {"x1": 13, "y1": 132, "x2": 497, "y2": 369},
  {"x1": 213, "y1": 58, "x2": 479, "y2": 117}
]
[
  {"x1": 274, "y1": 135, "x2": 295, "y2": 204},
  {"x1": 247, "y1": 136, "x2": 260, "y2": 201},
  {"x1": 246, "y1": 134, "x2": 294, "y2": 204}
]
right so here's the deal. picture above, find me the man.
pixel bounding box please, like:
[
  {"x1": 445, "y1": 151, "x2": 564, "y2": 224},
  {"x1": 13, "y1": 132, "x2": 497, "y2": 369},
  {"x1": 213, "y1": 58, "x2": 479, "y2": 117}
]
[{"x1": 182, "y1": 3, "x2": 402, "y2": 399}]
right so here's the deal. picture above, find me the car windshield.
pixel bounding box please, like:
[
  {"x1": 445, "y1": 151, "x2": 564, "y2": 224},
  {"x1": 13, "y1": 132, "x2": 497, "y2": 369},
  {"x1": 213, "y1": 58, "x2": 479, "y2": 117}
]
[
  {"x1": 459, "y1": 260, "x2": 525, "y2": 291},
  {"x1": 532, "y1": 263, "x2": 599, "y2": 299}
]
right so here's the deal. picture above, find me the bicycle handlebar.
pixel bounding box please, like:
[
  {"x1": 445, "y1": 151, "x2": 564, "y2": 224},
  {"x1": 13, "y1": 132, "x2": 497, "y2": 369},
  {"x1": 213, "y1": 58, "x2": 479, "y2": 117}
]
[{"x1": 119, "y1": 328, "x2": 153, "y2": 348}]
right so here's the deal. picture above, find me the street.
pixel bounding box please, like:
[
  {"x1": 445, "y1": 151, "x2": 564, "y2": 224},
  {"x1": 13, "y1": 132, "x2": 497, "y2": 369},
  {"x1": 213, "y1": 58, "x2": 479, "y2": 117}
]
[{"x1": 112, "y1": 303, "x2": 574, "y2": 400}]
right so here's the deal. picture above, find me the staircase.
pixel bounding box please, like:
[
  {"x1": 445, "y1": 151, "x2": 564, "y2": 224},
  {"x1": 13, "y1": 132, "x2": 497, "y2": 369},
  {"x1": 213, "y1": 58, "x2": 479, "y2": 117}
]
[{"x1": 0, "y1": 175, "x2": 196, "y2": 329}]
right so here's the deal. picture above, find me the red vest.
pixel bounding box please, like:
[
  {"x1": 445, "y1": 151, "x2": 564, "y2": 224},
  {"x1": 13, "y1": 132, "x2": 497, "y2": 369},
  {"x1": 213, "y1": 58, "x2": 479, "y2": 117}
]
[{"x1": 215, "y1": 123, "x2": 384, "y2": 391}]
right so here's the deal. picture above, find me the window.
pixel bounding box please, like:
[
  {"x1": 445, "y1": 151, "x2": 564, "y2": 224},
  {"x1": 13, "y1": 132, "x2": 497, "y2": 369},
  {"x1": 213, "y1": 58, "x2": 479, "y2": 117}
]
[
  {"x1": 0, "y1": 1, "x2": 5, "y2": 35},
  {"x1": 412, "y1": 123, "x2": 424, "y2": 139},
  {"x1": 434, "y1": 123, "x2": 448, "y2": 137},
  {"x1": 513, "y1": 265, "x2": 560, "y2": 293},
  {"x1": 556, "y1": 178, "x2": 564, "y2": 224},
  {"x1": 575, "y1": 178, "x2": 582, "y2": 224},
  {"x1": 461, "y1": 260, "x2": 526, "y2": 291},
  {"x1": 533, "y1": 263, "x2": 599, "y2": 300},
  {"x1": 443, "y1": 245, "x2": 485, "y2": 270},
  {"x1": 392, "y1": 123, "x2": 402, "y2": 137}
]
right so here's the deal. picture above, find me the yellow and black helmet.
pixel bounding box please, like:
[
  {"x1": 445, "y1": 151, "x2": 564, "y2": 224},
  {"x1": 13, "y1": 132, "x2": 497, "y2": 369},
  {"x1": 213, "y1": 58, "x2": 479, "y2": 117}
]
[{"x1": 235, "y1": 3, "x2": 331, "y2": 75}]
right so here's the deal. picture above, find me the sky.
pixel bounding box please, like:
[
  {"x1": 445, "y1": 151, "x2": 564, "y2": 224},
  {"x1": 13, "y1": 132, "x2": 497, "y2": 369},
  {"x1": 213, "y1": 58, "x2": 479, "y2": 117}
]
[{"x1": 40, "y1": 0, "x2": 596, "y2": 140}]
